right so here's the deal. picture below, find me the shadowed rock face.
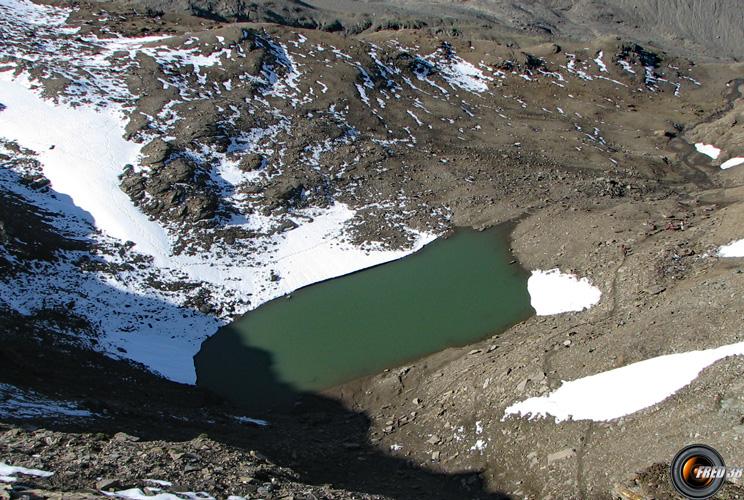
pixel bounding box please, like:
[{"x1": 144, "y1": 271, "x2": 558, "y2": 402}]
[
  {"x1": 491, "y1": 0, "x2": 744, "y2": 61},
  {"x1": 422, "y1": 0, "x2": 730, "y2": 62},
  {"x1": 394, "y1": 0, "x2": 744, "y2": 60},
  {"x1": 84, "y1": 0, "x2": 744, "y2": 60},
  {"x1": 599, "y1": 0, "x2": 744, "y2": 60}
]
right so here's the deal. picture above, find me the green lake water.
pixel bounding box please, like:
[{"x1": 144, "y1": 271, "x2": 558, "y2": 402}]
[{"x1": 194, "y1": 225, "x2": 534, "y2": 408}]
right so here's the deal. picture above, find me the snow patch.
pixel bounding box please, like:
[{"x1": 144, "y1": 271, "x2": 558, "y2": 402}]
[
  {"x1": 527, "y1": 269, "x2": 601, "y2": 315},
  {"x1": 406, "y1": 110, "x2": 423, "y2": 126},
  {"x1": 721, "y1": 157, "x2": 744, "y2": 170},
  {"x1": 617, "y1": 60, "x2": 635, "y2": 74},
  {"x1": 102, "y1": 488, "x2": 214, "y2": 500},
  {"x1": 695, "y1": 142, "x2": 721, "y2": 159},
  {"x1": 439, "y1": 59, "x2": 491, "y2": 92},
  {"x1": 719, "y1": 239, "x2": 744, "y2": 258},
  {"x1": 593, "y1": 51, "x2": 608, "y2": 72},
  {"x1": 0, "y1": 463, "x2": 54, "y2": 483},
  {"x1": 0, "y1": 383, "x2": 94, "y2": 419},
  {"x1": 504, "y1": 340, "x2": 744, "y2": 422},
  {"x1": 423, "y1": 45, "x2": 492, "y2": 93},
  {"x1": 233, "y1": 415, "x2": 270, "y2": 426},
  {"x1": 470, "y1": 439, "x2": 487, "y2": 452},
  {"x1": 146, "y1": 480, "x2": 173, "y2": 487}
]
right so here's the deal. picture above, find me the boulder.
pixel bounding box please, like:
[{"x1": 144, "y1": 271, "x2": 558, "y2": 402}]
[
  {"x1": 140, "y1": 138, "x2": 172, "y2": 166},
  {"x1": 238, "y1": 153, "x2": 264, "y2": 172}
]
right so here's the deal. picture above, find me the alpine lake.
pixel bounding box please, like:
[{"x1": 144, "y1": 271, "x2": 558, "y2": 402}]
[{"x1": 195, "y1": 224, "x2": 534, "y2": 409}]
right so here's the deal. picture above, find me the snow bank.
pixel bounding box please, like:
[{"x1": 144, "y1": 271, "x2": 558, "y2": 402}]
[
  {"x1": 0, "y1": 73, "x2": 171, "y2": 260},
  {"x1": 721, "y1": 157, "x2": 744, "y2": 169},
  {"x1": 504, "y1": 340, "x2": 744, "y2": 422},
  {"x1": 0, "y1": 383, "x2": 93, "y2": 419},
  {"x1": 102, "y1": 488, "x2": 214, "y2": 500},
  {"x1": 593, "y1": 51, "x2": 608, "y2": 72},
  {"x1": 694, "y1": 142, "x2": 721, "y2": 159},
  {"x1": 0, "y1": 463, "x2": 54, "y2": 483},
  {"x1": 233, "y1": 415, "x2": 269, "y2": 426},
  {"x1": 527, "y1": 269, "x2": 601, "y2": 315},
  {"x1": 719, "y1": 239, "x2": 744, "y2": 257},
  {"x1": 439, "y1": 59, "x2": 492, "y2": 93},
  {"x1": 421, "y1": 45, "x2": 493, "y2": 93},
  {"x1": 169, "y1": 203, "x2": 436, "y2": 307}
]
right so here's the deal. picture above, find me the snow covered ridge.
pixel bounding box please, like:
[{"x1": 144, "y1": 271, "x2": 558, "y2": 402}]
[
  {"x1": 0, "y1": 0, "x2": 439, "y2": 384},
  {"x1": 504, "y1": 340, "x2": 744, "y2": 423},
  {"x1": 0, "y1": 462, "x2": 54, "y2": 483},
  {"x1": 527, "y1": 269, "x2": 601, "y2": 315}
]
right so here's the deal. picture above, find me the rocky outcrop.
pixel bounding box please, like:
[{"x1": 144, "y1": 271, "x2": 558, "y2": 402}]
[{"x1": 120, "y1": 156, "x2": 219, "y2": 224}]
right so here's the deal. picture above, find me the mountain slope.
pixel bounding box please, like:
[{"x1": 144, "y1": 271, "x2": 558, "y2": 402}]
[{"x1": 2, "y1": 0, "x2": 744, "y2": 498}]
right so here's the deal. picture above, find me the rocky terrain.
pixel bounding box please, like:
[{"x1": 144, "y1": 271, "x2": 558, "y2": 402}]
[{"x1": 2, "y1": 0, "x2": 744, "y2": 498}]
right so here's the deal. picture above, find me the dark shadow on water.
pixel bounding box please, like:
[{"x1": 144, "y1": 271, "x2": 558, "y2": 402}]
[
  {"x1": 1, "y1": 275, "x2": 509, "y2": 500},
  {"x1": 194, "y1": 337, "x2": 508, "y2": 498},
  {"x1": 195, "y1": 328, "x2": 299, "y2": 411}
]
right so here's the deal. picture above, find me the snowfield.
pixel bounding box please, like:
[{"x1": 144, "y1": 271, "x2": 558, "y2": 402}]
[
  {"x1": 0, "y1": 73, "x2": 171, "y2": 259},
  {"x1": 0, "y1": 0, "x2": 438, "y2": 384},
  {"x1": 0, "y1": 70, "x2": 436, "y2": 382},
  {"x1": 527, "y1": 269, "x2": 601, "y2": 315},
  {"x1": 504, "y1": 340, "x2": 744, "y2": 422}
]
